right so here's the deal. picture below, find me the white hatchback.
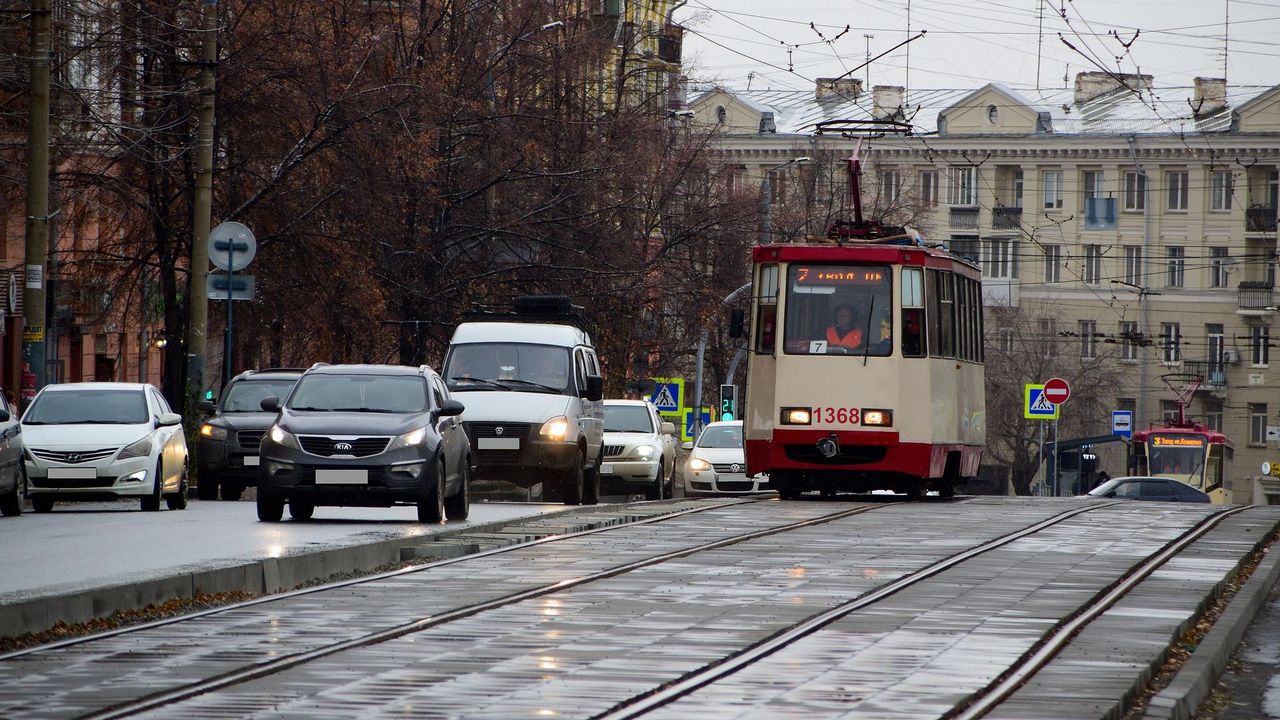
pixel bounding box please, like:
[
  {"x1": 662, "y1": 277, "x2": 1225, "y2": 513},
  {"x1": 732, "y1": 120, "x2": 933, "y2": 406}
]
[
  {"x1": 683, "y1": 420, "x2": 770, "y2": 495},
  {"x1": 22, "y1": 382, "x2": 189, "y2": 512}
]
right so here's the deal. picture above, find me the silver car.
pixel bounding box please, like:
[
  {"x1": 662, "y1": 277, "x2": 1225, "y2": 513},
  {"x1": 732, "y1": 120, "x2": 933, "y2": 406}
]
[
  {"x1": 682, "y1": 421, "x2": 770, "y2": 495},
  {"x1": 600, "y1": 400, "x2": 677, "y2": 500}
]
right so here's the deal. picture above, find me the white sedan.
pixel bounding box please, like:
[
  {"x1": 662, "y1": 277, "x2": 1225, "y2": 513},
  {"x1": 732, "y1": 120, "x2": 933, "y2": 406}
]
[{"x1": 22, "y1": 382, "x2": 189, "y2": 512}]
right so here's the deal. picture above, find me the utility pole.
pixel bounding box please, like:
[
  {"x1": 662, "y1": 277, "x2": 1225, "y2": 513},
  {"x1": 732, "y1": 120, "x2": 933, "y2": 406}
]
[
  {"x1": 863, "y1": 34, "x2": 874, "y2": 87},
  {"x1": 187, "y1": 0, "x2": 218, "y2": 408},
  {"x1": 21, "y1": 0, "x2": 52, "y2": 407}
]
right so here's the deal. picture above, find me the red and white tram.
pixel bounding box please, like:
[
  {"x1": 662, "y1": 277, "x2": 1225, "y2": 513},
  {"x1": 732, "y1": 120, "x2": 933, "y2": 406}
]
[
  {"x1": 1127, "y1": 375, "x2": 1234, "y2": 504},
  {"x1": 742, "y1": 237, "x2": 985, "y2": 499}
]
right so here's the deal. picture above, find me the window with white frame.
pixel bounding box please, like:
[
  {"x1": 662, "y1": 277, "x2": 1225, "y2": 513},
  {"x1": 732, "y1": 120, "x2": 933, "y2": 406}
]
[
  {"x1": 1082, "y1": 170, "x2": 1105, "y2": 205},
  {"x1": 1166, "y1": 170, "x2": 1189, "y2": 211},
  {"x1": 947, "y1": 166, "x2": 976, "y2": 206},
  {"x1": 1124, "y1": 246, "x2": 1143, "y2": 285},
  {"x1": 1161, "y1": 321, "x2": 1181, "y2": 363},
  {"x1": 1080, "y1": 320, "x2": 1096, "y2": 359},
  {"x1": 919, "y1": 170, "x2": 939, "y2": 205},
  {"x1": 1210, "y1": 247, "x2": 1229, "y2": 288},
  {"x1": 1253, "y1": 326, "x2": 1271, "y2": 366},
  {"x1": 1084, "y1": 244, "x2": 1103, "y2": 284},
  {"x1": 983, "y1": 238, "x2": 1017, "y2": 278},
  {"x1": 1042, "y1": 170, "x2": 1063, "y2": 210},
  {"x1": 1250, "y1": 403, "x2": 1268, "y2": 446},
  {"x1": 1124, "y1": 170, "x2": 1146, "y2": 211},
  {"x1": 724, "y1": 165, "x2": 746, "y2": 195},
  {"x1": 1121, "y1": 321, "x2": 1139, "y2": 361},
  {"x1": 767, "y1": 169, "x2": 787, "y2": 203},
  {"x1": 1166, "y1": 246, "x2": 1184, "y2": 288},
  {"x1": 998, "y1": 327, "x2": 1014, "y2": 353},
  {"x1": 1205, "y1": 401, "x2": 1223, "y2": 432},
  {"x1": 1211, "y1": 171, "x2": 1233, "y2": 211},
  {"x1": 880, "y1": 168, "x2": 901, "y2": 203},
  {"x1": 1161, "y1": 400, "x2": 1179, "y2": 424},
  {"x1": 1012, "y1": 170, "x2": 1025, "y2": 208},
  {"x1": 1044, "y1": 245, "x2": 1061, "y2": 283}
]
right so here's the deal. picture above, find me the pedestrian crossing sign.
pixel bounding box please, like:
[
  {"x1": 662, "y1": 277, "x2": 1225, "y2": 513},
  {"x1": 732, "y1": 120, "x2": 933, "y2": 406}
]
[
  {"x1": 1024, "y1": 384, "x2": 1059, "y2": 420},
  {"x1": 649, "y1": 377, "x2": 683, "y2": 413}
]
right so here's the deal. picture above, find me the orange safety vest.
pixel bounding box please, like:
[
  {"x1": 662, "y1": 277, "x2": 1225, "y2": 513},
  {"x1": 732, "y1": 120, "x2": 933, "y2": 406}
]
[{"x1": 826, "y1": 326, "x2": 863, "y2": 348}]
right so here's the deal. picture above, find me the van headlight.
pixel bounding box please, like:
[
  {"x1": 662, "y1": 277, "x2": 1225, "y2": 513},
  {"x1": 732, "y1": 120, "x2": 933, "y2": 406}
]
[
  {"x1": 389, "y1": 426, "x2": 429, "y2": 450},
  {"x1": 689, "y1": 457, "x2": 711, "y2": 472},
  {"x1": 119, "y1": 436, "x2": 153, "y2": 459},
  {"x1": 269, "y1": 424, "x2": 301, "y2": 450},
  {"x1": 539, "y1": 416, "x2": 570, "y2": 441}
]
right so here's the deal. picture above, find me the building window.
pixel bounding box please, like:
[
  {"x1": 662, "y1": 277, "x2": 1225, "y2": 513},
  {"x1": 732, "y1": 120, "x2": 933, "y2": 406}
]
[
  {"x1": 1253, "y1": 326, "x2": 1270, "y2": 366},
  {"x1": 983, "y1": 238, "x2": 1016, "y2": 279},
  {"x1": 1207, "y1": 323, "x2": 1225, "y2": 381},
  {"x1": 1166, "y1": 246, "x2": 1184, "y2": 288},
  {"x1": 1250, "y1": 403, "x2": 1268, "y2": 446},
  {"x1": 1124, "y1": 246, "x2": 1143, "y2": 285},
  {"x1": 1118, "y1": 397, "x2": 1137, "y2": 414},
  {"x1": 1080, "y1": 320, "x2": 1096, "y2": 359},
  {"x1": 1042, "y1": 170, "x2": 1063, "y2": 210},
  {"x1": 1161, "y1": 400, "x2": 1179, "y2": 424},
  {"x1": 1205, "y1": 401, "x2": 1223, "y2": 433},
  {"x1": 767, "y1": 168, "x2": 788, "y2": 203},
  {"x1": 1162, "y1": 322, "x2": 1181, "y2": 363},
  {"x1": 1044, "y1": 245, "x2": 1061, "y2": 283},
  {"x1": 1121, "y1": 320, "x2": 1139, "y2": 361},
  {"x1": 1012, "y1": 170, "x2": 1025, "y2": 208},
  {"x1": 880, "y1": 168, "x2": 901, "y2": 203},
  {"x1": 1082, "y1": 170, "x2": 1105, "y2": 207},
  {"x1": 1124, "y1": 170, "x2": 1146, "y2": 211},
  {"x1": 947, "y1": 166, "x2": 976, "y2": 206},
  {"x1": 920, "y1": 170, "x2": 938, "y2": 205},
  {"x1": 1084, "y1": 244, "x2": 1103, "y2": 284},
  {"x1": 950, "y1": 236, "x2": 979, "y2": 263},
  {"x1": 1210, "y1": 247, "x2": 1229, "y2": 288},
  {"x1": 1167, "y1": 170, "x2": 1189, "y2": 211},
  {"x1": 999, "y1": 327, "x2": 1014, "y2": 353},
  {"x1": 724, "y1": 165, "x2": 746, "y2": 194},
  {"x1": 1211, "y1": 171, "x2": 1233, "y2": 211}
]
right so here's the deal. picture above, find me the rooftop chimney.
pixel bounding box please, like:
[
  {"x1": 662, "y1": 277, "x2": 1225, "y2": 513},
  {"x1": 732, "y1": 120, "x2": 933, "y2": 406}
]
[
  {"x1": 816, "y1": 77, "x2": 862, "y2": 102},
  {"x1": 873, "y1": 85, "x2": 905, "y2": 118},
  {"x1": 1193, "y1": 77, "x2": 1228, "y2": 115},
  {"x1": 1073, "y1": 71, "x2": 1152, "y2": 104}
]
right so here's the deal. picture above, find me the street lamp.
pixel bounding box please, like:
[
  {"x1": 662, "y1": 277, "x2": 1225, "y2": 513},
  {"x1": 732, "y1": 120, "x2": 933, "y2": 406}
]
[{"x1": 761, "y1": 157, "x2": 811, "y2": 244}]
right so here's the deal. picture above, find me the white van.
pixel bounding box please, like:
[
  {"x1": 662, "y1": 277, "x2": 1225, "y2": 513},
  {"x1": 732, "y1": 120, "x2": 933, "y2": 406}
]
[{"x1": 442, "y1": 298, "x2": 604, "y2": 504}]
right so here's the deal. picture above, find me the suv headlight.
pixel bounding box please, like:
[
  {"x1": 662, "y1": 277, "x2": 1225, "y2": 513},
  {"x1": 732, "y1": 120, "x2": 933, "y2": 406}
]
[
  {"x1": 539, "y1": 416, "x2": 570, "y2": 441},
  {"x1": 119, "y1": 436, "x2": 153, "y2": 459},
  {"x1": 199, "y1": 423, "x2": 228, "y2": 441},
  {"x1": 689, "y1": 457, "x2": 711, "y2": 472},
  {"x1": 629, "y1": 444, "x2": 656, "y2": 459},
  {"x1": 269, "y1": 424, "x2": 301, "y2": 450},
  {"x1": 389, "y1": 426, "x2": 429, "y2": 450}
]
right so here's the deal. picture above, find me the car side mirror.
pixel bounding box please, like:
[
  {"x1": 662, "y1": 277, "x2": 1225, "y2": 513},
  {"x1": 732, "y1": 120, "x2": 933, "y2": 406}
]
[
  {"x1": 728, "y1": 308, "x2": 746, "y2": 339},
  {"x1": 196, "y1": 400, "x2": 215, "y2": 414},
  {"x1": 583, "y1": 374, "x2": 604, "y2": 402},
  {"x1": 156, "y1": 412, "x2": 183, "y2": 427},
  {"x1": 0, "y1": 409, "x2": 10, "y2": 423},
  {"x1": 680, "y1": 441, "x2": 694, "y2": 451},
  {"x1": 260, "y1": 396, "x2": 281, "y2": 412},
  {"x1": 661, "y1": 421, "x2": 676, "y2": 436},
  {"x1": 435, "y1": 399, "x2": 465, "y2": 418}
]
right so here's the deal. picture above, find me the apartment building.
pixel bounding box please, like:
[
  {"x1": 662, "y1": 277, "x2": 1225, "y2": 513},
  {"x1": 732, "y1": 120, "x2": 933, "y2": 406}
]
[{"x1": 690, "y1": 72, "x2": 1280, "y2": 503}]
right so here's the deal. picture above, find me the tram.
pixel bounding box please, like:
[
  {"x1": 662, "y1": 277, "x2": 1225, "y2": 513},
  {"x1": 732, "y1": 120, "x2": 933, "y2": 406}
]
[
  {"x1": 742, "y1": 234, "x2": 985, "y2": 499},
  {"x1": 1127, "y1": 375, "x2": 1234, "y2": 503}
]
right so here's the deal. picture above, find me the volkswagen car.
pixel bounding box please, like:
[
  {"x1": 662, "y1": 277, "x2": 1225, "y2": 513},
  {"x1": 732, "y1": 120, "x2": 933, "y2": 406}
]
[
  {"x1": 600, "y1": 399, "x2": 676, "y2": 499},
  {"x1": 683, "y1": 420, "x2": 770, "y2": 495},
  {"x1": 22, "y1": 382, "x2": 189, "y2": 512},
  {"x1": 196, "y1": 368, "x2": 303, "y2": 501},
  {"x1": 256, "y1": 364, "x2": 470, "y2": 523}
]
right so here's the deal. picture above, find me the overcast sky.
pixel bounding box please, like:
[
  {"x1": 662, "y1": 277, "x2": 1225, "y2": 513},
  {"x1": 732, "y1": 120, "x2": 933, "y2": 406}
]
[{"x1": 672, "y1": 0, "x2": 1280, "y2": 93}]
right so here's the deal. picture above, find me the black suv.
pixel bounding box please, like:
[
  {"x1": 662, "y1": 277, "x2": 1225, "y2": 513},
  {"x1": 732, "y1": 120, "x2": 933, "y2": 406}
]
[
  {"x1": 196, "y1": 368, "x2": 304, "y2": 501},
  {"x1": 256, "y1": 364, "x2": 470, "y2": 523}
]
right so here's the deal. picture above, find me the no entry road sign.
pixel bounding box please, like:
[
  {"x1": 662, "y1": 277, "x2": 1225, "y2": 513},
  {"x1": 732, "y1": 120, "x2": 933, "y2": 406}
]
[{"x1": 1044, "y1": 377, "x2": 1071, "y2": 405}]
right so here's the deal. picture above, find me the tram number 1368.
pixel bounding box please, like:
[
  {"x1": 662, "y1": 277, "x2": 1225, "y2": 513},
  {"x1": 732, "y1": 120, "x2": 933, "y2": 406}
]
[{"x1": 814, "y1": 407, "x2": 859, "y2": 424}]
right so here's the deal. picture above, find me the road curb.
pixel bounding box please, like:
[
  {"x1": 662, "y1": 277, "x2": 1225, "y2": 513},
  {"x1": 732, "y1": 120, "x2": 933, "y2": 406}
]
[
  {"x1": 0, "y1": 501, "x2": 674, "y2": 638},
  {"x1": 1143, "y1": 538, "x2": 1280, "y2": 719}
]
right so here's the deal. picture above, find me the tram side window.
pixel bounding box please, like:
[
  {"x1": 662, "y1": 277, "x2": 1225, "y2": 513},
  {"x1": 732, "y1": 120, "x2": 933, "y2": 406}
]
[
  {"x1": 901, "y1": 267, "x2": 926, "y2": 357},
  {"x1": 783, "y1": 264, "x2": 893, "y2": 356},
  {"x1": 928, "y1": 270, "x2": 956, "y2": 358},
  {"x1": 957, "y1": 276, "x2": 971, "y2": 360},
  {"x1": 754, "y1": 264, "x2": 779, "y2": 353}
]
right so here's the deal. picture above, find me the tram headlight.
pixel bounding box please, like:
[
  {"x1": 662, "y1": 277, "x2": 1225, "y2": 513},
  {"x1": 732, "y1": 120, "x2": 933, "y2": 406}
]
[
  {"x1": 781, "y1": 407, "x2": 811, "y2": 425},
  {"x1": 861, "y1": 409, "x2": 893, "y2": 427}
]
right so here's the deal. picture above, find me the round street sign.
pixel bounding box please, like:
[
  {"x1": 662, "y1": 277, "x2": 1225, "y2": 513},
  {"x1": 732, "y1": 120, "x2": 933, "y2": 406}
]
[
  {"x1": 208, "y1": 221, "x2": 257, "y2": 272},
  {"x1": 1043, "y1": 377, "x2": 1071, "y2": 404},
  {"x1": 1264, "y1": 461, "x2": 1273, "y2": 476}
]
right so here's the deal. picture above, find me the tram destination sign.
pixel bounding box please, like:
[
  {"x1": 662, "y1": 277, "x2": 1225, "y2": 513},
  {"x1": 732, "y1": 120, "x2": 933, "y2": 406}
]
[{"x1": 794, "y1": 266, "x2": 886, "y2": 285}]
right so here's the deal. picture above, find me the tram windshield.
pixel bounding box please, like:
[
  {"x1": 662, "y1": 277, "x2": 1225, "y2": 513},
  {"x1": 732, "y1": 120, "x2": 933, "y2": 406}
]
[
  {"x1": 1146, "y1": 433, "x2": 1208, "y2": 486},
  {"x1": 784, "y1": 264, "x2": 892, "y2": 356}
]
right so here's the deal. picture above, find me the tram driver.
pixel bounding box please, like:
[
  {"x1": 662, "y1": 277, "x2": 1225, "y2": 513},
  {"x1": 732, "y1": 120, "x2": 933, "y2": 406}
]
[{"x1": 826, "y1": 305, "x2": 864, "y2": 351}]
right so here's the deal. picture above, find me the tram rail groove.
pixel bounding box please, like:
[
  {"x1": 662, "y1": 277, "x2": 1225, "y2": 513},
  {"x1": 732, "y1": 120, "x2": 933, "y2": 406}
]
[
  {"x1": 0, "y1": 497, "x2": 756, "y2": 662},
  {"x1": 591, "y1": 501, "x2": 1126, "y2": 720},
  {"x1": 79, "y1": 502, "x2": 892, "y2": 720}
]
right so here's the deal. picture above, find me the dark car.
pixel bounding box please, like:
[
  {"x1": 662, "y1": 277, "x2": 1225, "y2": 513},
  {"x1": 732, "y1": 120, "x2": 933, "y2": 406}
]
[
  {"x1": 256, "y1": 364, "x2": 470, "y2": 523},
  {"x1": 1085, "y1": 475, "x2": 1211, "y2": 503},
  {"x1": 196, "y1": 369, "x2": 304, "y2": 501},
  {"x1": 0, "y1": 391, "x2": 23, "y2": 516}
]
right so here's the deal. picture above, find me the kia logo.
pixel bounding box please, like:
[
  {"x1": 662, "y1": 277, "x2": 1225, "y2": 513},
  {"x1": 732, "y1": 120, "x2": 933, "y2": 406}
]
[
  {"x1": 495, "y1": 427, "x2": 504, "y2": 436},
  {"x1": 730, "y1": 463, "x2": 741, "y2": 473},
  {"x1": 334, "y1": 442, "x2": 353, "y2": 452}
]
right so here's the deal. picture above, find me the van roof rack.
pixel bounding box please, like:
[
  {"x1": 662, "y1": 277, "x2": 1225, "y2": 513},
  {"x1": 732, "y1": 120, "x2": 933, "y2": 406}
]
[{"x1": 461, "y1": 295, "x2": 594, "y2": 336}]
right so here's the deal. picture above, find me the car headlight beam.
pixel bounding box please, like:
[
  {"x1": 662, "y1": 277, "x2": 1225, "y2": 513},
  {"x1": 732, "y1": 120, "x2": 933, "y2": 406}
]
[
  {"x1": 689, "y1": 457, "x2": 711, "y2": 472},
  {"x1": 629, "y1": 444, "x2": 656, "y2": 459},
  {"x1": 200, "y1": 423, "x2": 228, "y2": 440},
  {"x1": 390, "y1": 426, "x2": 430, "y2": 450},
  {"x1": 269, "y1": 424, "x2": 302, "y2": 450},
  {"x1": 119, "y1": 436, "x2": 154, "y2": 459},
  {"x1": 539, "y1": 416, "x2": 570, "y2": 441}
]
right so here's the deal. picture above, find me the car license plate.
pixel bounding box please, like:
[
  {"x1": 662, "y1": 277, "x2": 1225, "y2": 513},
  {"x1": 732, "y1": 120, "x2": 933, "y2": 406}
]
[
  {"x1": 242, "y1": 456, "x2": 260, "y2": 467},
  {"x1": 600, "y1": 463, "x2": 613, "y2": 474},
  {"x1": 48, "y1": 467, "x2": 97, "y2": 480},
  {"x1": 478, "y1": 438, "x2": 520, "y2": 450},
  {"x1": 315, "y1": 469, "x2": 368, "y2": 485}
]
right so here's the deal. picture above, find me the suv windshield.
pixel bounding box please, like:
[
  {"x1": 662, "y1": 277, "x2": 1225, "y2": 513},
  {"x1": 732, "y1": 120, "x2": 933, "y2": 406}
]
[
  {"x1": 605, "y1": 405, "x2": 653, "y2": 433},
  {"x1": 25, "y1": 389, "x2": 149, "y2": 424},
  {"x1": 222, "y1": 379, "x2": 298, "y2": 412},
  {"x1": 697, "y1": 425, "x2": 742, "y2": 449},
  {"x1": 288, "y1": 375, "x2": 428, "y2": 413},
  {"x1": 444, "y1": 343, "x2": 571, "y2": 394}
]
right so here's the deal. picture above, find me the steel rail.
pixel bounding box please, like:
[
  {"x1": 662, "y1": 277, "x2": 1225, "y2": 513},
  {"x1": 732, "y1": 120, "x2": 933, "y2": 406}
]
[
  {"x1": 593, "y1": 501, "x2": 1126, "y2": 720},
  {"x1": 950, "y1": 504, "x2": 1253, "y2": 720},
  {"x1": 82, "y1": 502, "x2": 889, "y2": 719},
  {"x1": 1, "y1": 498, "x2": 754, "y2": 662}
]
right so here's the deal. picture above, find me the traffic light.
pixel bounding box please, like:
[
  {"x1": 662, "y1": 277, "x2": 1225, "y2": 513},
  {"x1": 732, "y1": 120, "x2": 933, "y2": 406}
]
[
  {"x1": 719, "y1": 384, "x2": 737, "y2": 421},
  {"x1": 204, "y1": 389, "x2": 215, "y2": 401}
]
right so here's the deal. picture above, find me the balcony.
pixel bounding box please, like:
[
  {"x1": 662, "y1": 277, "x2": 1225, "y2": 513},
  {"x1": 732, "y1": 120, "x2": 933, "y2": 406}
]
[
  {"x1": 949, "y1": 207, "x2": 979, "y2": 229},
  {"x1": 1237, "y1": 281, "x2": 1275, "y2": 316},
  {"x1": 992, "y1": 207, "x2": 1021, "y2": 230},
  {"x1": 1246, "y1": 206, "x2": 1277, "y2": 233},
  {"x1": 1183, "y1": 359, "x2": 1228, "y2": 389}
]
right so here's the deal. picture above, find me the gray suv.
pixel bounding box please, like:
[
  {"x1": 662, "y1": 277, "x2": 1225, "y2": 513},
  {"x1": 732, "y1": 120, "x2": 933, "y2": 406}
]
[{"x1": 196, "y1": 369, "x2": 303, "y2": 500}]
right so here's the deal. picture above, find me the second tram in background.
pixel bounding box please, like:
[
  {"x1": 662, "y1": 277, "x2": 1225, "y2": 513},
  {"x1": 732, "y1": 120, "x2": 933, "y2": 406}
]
[
  {"x1": 741, "y1": 234, "x2": 985, "y2": 499},
  {"x1": 1127, "y1": 374, "x2": 1234, "y2": 503}
]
